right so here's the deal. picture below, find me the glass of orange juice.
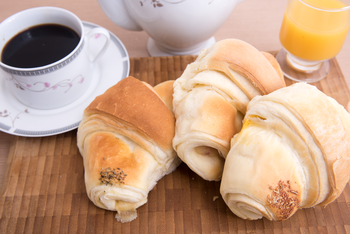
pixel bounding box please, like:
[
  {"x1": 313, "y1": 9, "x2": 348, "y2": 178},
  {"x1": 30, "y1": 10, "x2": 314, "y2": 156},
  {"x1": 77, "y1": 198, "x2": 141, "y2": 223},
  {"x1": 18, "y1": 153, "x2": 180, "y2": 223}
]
[{"x1": 276, "y1": 0, "x2": 350, "y2": 83}]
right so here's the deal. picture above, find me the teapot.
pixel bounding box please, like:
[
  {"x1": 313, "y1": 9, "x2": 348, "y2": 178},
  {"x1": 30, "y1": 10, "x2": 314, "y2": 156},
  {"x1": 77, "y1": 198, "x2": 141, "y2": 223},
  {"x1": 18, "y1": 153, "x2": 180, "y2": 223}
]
[{"x1": 97, "y1": 0, "x2": 244, "y2": 56}]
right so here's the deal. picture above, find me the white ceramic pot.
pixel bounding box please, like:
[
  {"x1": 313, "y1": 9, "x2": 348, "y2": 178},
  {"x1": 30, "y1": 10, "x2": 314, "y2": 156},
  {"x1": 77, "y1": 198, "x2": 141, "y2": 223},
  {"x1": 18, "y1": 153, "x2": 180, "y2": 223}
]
[{"x1": 98, "y1": 0, "x2": 244, "y2": 56}]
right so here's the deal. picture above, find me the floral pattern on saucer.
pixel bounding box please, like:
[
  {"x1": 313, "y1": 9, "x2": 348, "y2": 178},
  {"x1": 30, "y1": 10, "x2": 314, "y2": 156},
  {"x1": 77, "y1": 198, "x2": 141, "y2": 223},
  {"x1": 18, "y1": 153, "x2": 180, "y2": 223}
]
[
  {"x1": 0, "y1": 109, "x2": 29, "y2": 128},
  {"x1": 7, "y1": 74, "x2": 85, "y2": 93}
]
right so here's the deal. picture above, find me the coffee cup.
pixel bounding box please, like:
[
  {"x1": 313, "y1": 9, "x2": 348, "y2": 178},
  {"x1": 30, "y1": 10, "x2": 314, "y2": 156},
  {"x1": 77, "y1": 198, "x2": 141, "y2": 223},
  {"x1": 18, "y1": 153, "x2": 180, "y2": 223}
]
[{"x1": 0, "y1": 7, "x2": 110, "y2": 109}]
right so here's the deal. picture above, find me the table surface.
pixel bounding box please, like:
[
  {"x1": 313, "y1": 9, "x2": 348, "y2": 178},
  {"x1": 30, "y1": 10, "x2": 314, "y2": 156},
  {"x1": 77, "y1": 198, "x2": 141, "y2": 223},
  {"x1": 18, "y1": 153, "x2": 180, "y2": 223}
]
[{"x1": 0, "y1": 0, "x2": 350, "y2": 192}]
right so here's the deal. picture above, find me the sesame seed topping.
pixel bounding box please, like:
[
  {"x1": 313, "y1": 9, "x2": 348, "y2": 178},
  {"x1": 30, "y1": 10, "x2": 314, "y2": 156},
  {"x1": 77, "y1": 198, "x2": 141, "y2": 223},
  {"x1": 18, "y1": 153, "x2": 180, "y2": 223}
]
[
  {"x1": 99, "y1": 167, "x2": 127, "y2": 186},
  {"x1": 267, "y1": 180, "x2": 300, "y2": 220}
]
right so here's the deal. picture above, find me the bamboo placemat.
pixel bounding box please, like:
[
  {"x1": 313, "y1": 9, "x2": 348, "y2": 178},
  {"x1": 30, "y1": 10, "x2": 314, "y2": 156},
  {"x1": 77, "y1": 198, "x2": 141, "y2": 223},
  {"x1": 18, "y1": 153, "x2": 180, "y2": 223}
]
[{"x1": 0, "y1": 54, "x2": 350, "y2": 234}]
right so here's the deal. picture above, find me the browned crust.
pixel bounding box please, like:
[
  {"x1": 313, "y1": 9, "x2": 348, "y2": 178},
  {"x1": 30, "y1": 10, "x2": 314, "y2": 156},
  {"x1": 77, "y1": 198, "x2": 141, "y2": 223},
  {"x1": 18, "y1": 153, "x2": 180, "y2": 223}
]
[
  {"x1": 261, "y1": 51, "x2": 286, "y2": 87},
  {"x1": 266, "y1": 180, "x2": 301, "y2": 220},
  {"x1": 84, "y1": 76, "x2": 175, "y2": 150},
  {"x1": 86, "y1": 132, "x2": 146, "y2": 187},
  {"x1": 195, "y1": 39, "x2": 285, "y2": 96},
  {"x1": 194, "y1": 93, "x2": 237, "y2": 143},
  {"x1": 153, "y1": 80, "x2": 175, "y2": 113}
]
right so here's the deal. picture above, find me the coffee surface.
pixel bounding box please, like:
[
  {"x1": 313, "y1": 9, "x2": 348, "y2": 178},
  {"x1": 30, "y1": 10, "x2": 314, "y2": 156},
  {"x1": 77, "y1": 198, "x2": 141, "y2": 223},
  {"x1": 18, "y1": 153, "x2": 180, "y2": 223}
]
[{"x1": 1, "y1": 24, "x2": 80, "y2": 68}]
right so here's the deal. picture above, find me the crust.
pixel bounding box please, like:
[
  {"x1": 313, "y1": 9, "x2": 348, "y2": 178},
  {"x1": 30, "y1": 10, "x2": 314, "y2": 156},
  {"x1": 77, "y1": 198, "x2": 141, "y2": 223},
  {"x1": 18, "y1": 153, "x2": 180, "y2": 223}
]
[
  {"x1": 261, "y1": 51, "x2": 285, "y2": 87},
  {"x1": 195, "y1": 39, "x2": 285, "y2": 97},
  {"x1": 153, "y1": 80, "x2": 175, "y2": 113},
  {"x1": 191, "y1": 90, "x2": 237, "y2": 143},
  {"x1": 84, "y1": 76, "x2": 175, "y2": 151}
]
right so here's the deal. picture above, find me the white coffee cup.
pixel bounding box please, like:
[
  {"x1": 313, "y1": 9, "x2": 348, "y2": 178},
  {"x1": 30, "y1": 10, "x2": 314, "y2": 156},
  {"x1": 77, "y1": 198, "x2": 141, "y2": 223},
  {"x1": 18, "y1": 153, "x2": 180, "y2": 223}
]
[
  {"x1": 0, "y1": 7, "x2": 110, "y2": 110},
  {"x1": 98, "y1": 0, "x2": 243, "y2": 56}
]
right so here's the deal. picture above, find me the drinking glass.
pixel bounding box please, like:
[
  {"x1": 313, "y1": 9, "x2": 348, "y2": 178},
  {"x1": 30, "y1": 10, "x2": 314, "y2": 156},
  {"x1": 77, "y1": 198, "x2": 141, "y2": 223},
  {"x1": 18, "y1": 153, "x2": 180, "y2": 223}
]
[{"x1": 276, "y1": 0, "x2": 350, "y2": 83}]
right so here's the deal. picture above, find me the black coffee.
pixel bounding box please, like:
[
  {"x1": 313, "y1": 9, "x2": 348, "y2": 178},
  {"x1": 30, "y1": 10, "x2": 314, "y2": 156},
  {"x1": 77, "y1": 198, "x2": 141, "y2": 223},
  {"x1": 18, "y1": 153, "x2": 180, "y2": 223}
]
[{"x1": 1, "y1": 24, "x2": 80, "y2": 68}]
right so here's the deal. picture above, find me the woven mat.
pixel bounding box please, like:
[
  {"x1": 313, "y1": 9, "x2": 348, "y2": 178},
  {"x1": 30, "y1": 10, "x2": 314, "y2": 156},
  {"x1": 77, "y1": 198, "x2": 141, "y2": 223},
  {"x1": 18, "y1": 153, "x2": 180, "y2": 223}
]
[{"x1": 1, "y1": 54, "x2": 350, "y2": 234}]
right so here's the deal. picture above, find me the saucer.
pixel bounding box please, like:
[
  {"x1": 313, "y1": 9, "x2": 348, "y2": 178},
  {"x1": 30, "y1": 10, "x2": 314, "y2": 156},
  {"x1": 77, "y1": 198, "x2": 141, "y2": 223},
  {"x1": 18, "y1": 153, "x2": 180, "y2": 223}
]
[{"x1": 0, "y1": 21, "x2": 130, "y2": 137}]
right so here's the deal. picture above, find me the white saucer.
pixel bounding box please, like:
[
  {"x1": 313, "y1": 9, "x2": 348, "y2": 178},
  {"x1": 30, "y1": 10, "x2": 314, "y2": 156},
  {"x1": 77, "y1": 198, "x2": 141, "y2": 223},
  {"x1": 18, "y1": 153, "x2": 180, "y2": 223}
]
[{"x1": 0, "y1": 21, "x2": 130, "y2": 137}]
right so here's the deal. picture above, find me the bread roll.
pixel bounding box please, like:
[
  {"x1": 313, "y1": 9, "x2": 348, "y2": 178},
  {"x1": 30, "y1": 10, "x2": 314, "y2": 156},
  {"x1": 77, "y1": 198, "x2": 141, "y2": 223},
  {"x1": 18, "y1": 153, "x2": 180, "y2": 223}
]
[
  {"x1": 261, "y1": 51, "x2": 285, "y2": 86},
  {"x1": 221, "y1": 83, "x2": 350, "y2": 221},
  {"x1": 172, "y1": 38, "x2": 286, "y2": 181},
  {"x1": 153, "y1": 80, "x2": 175, "y2": 113},
  {"x1": 77, "y1": 77, "x2": 181, "y2": 223}
]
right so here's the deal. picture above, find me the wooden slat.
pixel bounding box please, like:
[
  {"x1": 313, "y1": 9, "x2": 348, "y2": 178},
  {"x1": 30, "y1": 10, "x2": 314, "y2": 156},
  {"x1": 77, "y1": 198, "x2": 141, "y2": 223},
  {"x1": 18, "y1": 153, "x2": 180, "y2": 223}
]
[{"x1": 0, "y1": 54, "x2": 349, "y2": 234}]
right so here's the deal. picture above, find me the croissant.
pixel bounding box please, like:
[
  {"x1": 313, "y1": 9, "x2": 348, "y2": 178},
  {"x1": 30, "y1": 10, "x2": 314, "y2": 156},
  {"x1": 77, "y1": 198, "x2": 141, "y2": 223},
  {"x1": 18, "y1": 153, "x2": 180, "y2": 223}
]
[
  {"x1": 220, "y1": 83, "x2": 350, "y2": 221},
  {"x1": 77, "y1": 77, "x2": 181, "y2": 223},
  {"x1": 153, "y1": 80, "x2": 175, "y2": 113},
  {"x1": 172, "y1": 38, "x2": 286, "y2": 181}
]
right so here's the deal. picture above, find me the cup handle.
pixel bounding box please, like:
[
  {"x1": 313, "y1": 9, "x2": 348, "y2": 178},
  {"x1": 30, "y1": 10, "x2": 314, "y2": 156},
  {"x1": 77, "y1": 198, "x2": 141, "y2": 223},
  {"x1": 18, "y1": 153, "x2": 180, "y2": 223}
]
[{"x1": 85, "y1": 27, "x2": 111, "y2": 63}]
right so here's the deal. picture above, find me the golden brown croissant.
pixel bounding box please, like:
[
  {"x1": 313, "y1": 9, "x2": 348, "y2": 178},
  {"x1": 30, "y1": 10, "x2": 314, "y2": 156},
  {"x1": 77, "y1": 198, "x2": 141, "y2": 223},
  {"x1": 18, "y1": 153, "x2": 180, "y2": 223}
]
[
  {"x1": 77, "y1": 77, "x2": 181, "y2": 223},
  {"x1": 153, "y1": 80, "x2": 175, "y2": 113},
  {"x1": 172, "y1": 38, "x2": 286, "y2": 181},
  {"x1": 221, "y1": 83, "x2": 350, "y2": 221}
]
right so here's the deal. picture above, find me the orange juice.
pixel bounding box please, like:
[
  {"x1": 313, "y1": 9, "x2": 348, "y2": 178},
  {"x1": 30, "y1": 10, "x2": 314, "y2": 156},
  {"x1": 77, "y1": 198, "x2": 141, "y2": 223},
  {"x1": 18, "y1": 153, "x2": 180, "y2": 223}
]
[{"x1": 279, "y1": 0, "x2": 350, "y2": 61}]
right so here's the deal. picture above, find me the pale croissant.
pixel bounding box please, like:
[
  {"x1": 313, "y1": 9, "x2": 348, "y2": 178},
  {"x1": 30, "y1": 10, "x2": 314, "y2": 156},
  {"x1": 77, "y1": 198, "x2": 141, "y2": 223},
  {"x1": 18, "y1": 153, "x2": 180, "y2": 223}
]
[
  {"x1": 221, "y1": 83, "x2": 350, "y2": 221},
  {"x1": 77, "y1": 77, "x2": 181, "y2": 223},
  {"x1": 172, "y1": 38, "x2": 285, "y2": 181}
]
